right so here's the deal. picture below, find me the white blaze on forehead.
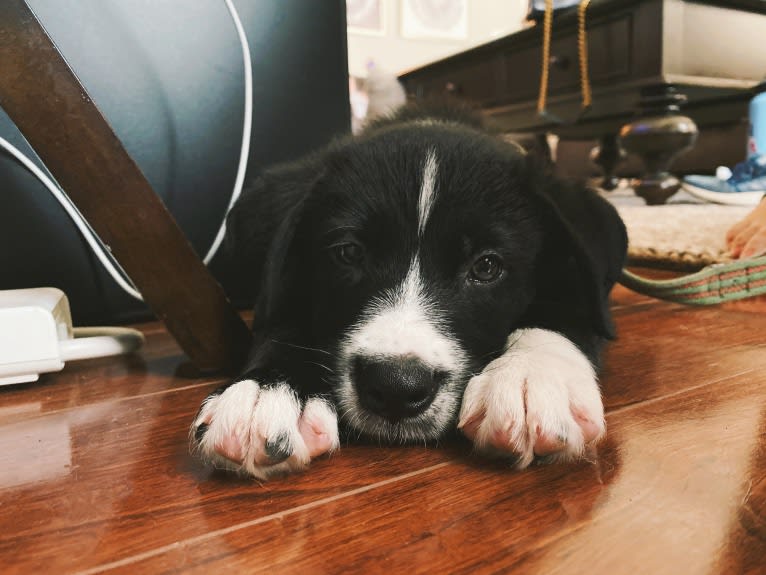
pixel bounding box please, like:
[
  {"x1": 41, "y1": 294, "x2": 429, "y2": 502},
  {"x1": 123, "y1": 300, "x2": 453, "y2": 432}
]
[
  {"x1": 417, "y1": 150, "x2": 439, "y2": 236},
  {"x1": 343, "y1": 257, "x2": 464, "y2": 372}
]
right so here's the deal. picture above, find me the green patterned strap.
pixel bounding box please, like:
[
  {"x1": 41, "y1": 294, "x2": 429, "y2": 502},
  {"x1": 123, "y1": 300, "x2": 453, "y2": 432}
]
[{"x1": 619, "y1": 256, "x2": 766, "y2": 305}]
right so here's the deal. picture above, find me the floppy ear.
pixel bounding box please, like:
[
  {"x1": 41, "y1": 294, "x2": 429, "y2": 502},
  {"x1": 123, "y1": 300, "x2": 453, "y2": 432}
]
[
  {"x1": 225, "y1": 158, "x2": 320, "y2": 280},
  {"x1": 224, "y1": 155, "x2": 323, "y2": 316},
  {"x1": 255, "y1": 189, "x2": 313, "y2": 331},
  {"x1": 530, "y1": 176, "x2": 628, "y2": 340},
  {"x1": 231, "y1": 190, "x2": 315, "y2": 379}
]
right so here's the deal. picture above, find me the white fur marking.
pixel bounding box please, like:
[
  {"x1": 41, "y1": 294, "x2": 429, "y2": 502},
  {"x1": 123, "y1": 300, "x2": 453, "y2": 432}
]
[
  {"x1": 300, "y1": 397, "x2": 341, "y2": 453},
  {"x1": 459, "y1": 328, "x2": 605, "y2": 467},
  {"x1": 346, "y1": 257, "x2": 463, "y2": 370},
  {"x1": 417, "y1": 150, "x2": 438, "y2": 236},
  {"x1": 192, "y1": 380, "x2": 339, "y2": 480},
  {"x1": 338, "y1": 256, "x2": 468, "y2": 442}
]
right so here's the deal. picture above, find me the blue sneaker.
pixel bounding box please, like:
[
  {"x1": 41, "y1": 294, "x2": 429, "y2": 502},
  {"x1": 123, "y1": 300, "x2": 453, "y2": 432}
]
[{"x1": 682, "y1": 155, "x2": 766, "y2": 205}]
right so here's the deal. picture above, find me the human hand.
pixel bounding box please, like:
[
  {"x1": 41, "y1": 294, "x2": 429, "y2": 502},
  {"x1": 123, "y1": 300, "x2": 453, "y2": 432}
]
[{"x1": 726, "y1": 198, "x2": 766, "y2": 258}]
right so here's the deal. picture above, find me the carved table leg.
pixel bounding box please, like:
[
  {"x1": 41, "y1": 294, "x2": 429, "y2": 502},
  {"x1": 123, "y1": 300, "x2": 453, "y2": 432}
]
[
  {"x1": 618, "y1": 85, "x2": 699, "y2": 205},
  {"x1": 590, "y1": 133, "x2": 625, "y2": 191}
]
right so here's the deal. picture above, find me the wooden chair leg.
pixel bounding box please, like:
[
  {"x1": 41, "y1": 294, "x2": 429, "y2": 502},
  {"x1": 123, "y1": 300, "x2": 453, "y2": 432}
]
[{"x1": 0, "y1": 0, "x2": 250, "y2": 373}]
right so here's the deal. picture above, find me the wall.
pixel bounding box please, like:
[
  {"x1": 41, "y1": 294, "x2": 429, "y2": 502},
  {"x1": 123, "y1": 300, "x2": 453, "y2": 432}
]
[{"x1": 347, "y1": 0, "x2": 528, "y2": 78}]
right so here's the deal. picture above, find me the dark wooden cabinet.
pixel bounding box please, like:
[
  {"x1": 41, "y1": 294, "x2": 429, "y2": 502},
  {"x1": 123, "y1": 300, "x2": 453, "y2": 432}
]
[
  {"x1": 400, "y1": 0, "x2": 766, "y2": 203},
  {"x1": 400, "y1": 0, "x2": 766, "y2": 137}
]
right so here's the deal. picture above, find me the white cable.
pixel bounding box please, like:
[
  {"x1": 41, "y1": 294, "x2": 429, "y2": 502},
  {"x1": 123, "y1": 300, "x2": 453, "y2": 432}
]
[
  {"x1": 0, "y1": 0, "x2": 253, "y2": 295},
  {"x1": 204, "y1": 0, "x2": 253, "y2": 265},
  {"x1": 60, "y1": 327, "x2": 145, "y2": 362},
  {"x1": 0, "y1": 135, "x2": 145, "y2": 301}
]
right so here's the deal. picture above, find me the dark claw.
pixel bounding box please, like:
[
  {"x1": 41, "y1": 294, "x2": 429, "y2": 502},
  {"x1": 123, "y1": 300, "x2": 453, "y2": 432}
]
[
  {"x1": 194, "y1": 422, "x2": 209, "y2": 444},
  {"x1": 264, "y1": 432, "x2": 293, "y2": 463}
]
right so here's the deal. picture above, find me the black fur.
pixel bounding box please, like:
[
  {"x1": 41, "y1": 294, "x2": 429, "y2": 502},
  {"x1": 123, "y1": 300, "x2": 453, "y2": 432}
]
[{"x1": 195, "y1": 102, "x2": 627, "y2": 447}]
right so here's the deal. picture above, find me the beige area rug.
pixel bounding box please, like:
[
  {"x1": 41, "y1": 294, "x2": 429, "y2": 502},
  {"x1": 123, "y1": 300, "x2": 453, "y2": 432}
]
[{"x1": 616, "y1": 204, "x2": 751, "y2": 270}]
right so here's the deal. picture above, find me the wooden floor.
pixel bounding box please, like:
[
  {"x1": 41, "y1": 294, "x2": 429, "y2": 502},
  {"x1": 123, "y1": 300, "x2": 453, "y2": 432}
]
[{"x1": 1, "y1": 281, "x2": 765, "y2": 575}]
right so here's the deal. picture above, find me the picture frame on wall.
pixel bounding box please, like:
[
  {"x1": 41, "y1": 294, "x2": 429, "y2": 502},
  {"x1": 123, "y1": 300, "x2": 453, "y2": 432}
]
[
  {"x1": 347, "y1": 0, "x2": 387, "y2": 36},
  {"x1": 400, "y1": 0, "x2": 468, "y2": 40}
]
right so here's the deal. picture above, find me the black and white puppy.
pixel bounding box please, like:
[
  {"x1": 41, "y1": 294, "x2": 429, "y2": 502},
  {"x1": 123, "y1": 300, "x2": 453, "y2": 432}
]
[{"x1": 191, "y1": 102, "x2": 628, "y2": 480}]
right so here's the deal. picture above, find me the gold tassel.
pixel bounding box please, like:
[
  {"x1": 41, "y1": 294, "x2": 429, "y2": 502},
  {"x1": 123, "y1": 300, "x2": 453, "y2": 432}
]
[
  {"x1": 536, "y1": 0, "x2": 554, "y2": 116},
  {"x1": 578, "y1": 0, "x2": 592, "y2": 111},
  {"x1": 537, "y1": 0, "x2": 592, "y2": 119}
]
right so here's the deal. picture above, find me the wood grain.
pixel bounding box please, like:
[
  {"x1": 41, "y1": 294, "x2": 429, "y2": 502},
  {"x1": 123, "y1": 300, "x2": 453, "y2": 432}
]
[
  {"x1": 0, "y1": 383, "x2": 453, "y2": 574},
  {"x1": 0, "y1": 285, "x2": 764, "y2": 574},
  {"x1": 100, "y1": 372, "x2": 766, "y2": 575},
  {"x1": 0, "y1": 330, "x2": 216, "y2": 426}
]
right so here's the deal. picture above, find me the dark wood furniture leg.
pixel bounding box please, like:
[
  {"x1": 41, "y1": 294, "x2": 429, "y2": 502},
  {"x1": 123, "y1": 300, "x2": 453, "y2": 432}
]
[
  {"x1": 618, "y1": 85, "x2": 699, "y2": 205},
  {"x1": 590, "y1": 133, "x2": 625, "y2": 191},
  {"x1": 0, "y1": 0, "x2": 250, "y2": 373}
]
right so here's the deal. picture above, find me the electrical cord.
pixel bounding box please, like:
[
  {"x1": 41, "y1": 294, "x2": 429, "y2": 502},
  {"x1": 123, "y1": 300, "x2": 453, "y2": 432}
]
[
  {"x1": 0, "y1": 0, "x2": 253, "y2": 300},
  {"x1": 204, "y1": 0, "x2": 252, "y2": 266},
  {"x1": 0, "y1": 135, "x2": 144, "y2": 299},
  {"x1": 60, "y1": 327, "x2": 145, "y2": 362}
]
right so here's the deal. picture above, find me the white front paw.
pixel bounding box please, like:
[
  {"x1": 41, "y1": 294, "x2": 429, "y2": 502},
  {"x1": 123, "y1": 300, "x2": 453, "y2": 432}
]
[
  {"x1": 191, "y1": 380, "x2": 339, "y2": 480},
  {"x1": 458, "y1": 328, "x2": 605, "y2": 468}
]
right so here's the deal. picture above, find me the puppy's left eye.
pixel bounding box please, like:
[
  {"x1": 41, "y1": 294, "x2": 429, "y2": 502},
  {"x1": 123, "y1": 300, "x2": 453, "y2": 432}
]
[
  {"x1": 469, "y1": 253, "x2": 503, "y2": 283},
  {"x1": 333, "y1": 242, "x2": 364, "y2": 266}
]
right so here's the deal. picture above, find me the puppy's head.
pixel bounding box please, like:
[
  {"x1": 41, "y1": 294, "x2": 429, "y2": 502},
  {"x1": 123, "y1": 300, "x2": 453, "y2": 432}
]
[{"x1": 232, "y1": 121, "x2": 615, "y2": 443}]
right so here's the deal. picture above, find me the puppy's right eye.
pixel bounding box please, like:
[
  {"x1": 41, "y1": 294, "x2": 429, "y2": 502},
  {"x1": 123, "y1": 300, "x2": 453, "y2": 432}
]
[
  {"x1": 468, "y1": 253, "x2": 504, "y2": 283},
  {"x1": 333, "y1": 242, "x2": 364, "y2": 266}
]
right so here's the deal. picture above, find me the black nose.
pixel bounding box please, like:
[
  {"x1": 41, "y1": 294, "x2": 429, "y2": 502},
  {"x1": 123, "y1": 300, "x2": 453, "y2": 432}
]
[{"x1": 352, "y1": 356, "x2": 446, "y2": 421}]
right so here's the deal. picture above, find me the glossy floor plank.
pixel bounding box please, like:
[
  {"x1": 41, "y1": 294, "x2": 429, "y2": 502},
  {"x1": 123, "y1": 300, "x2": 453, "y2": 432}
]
[
  {"x1": 0, "y1": 384, "x2": 453, "y2": 574},
  {"x1": 100, "y1": 372, "x2": 766, "y2": 575},
  {"x1": 0, "y1": 329, "x2": 213, "y2": 426},
  {"x1": 1, "y1": 287, "x2": 765, "y2": 575}
]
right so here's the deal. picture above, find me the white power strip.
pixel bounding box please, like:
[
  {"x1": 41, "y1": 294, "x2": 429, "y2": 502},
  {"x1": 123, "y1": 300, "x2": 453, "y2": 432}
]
[{"x1": 0, "y1": 288, "x2": 144, "y2": 385}]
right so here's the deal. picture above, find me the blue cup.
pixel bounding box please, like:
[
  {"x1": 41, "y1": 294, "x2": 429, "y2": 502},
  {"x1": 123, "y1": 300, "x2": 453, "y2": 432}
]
[{"x1": 749, "y1": 80, "x2": 766, "y2": 158}]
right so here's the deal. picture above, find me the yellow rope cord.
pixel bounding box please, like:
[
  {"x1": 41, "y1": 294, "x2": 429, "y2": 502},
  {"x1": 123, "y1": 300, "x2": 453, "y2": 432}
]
[
  {"x1": 536, "y1": 0, "x2": 554, "y2": 116},
  {"x1": 578, "y1": 0, "x2": 592, "y2": 110},
  {"x1": 537, "y1": 0, "x2": 592, "y2": 118}
]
